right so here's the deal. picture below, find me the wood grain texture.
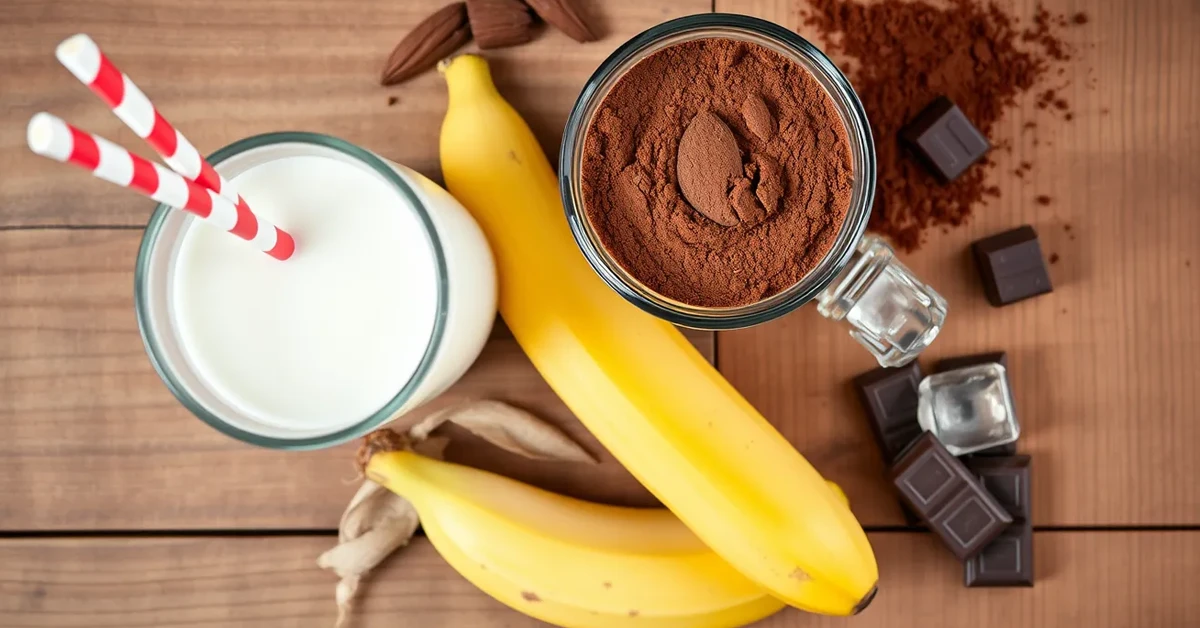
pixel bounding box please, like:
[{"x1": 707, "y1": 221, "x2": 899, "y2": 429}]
[
  {"x1": 0, "y1": 230, "x2": 716, "y2": 529},
  {"x1": 0, "y1": 0, "x2": 704, "y2": 226},
  {"x1": 716, "y1": 0, "x2": 1200, "y2": 526},
  {"x1": 1, "y1": 532, "x2": 1197, "y2": 627}
]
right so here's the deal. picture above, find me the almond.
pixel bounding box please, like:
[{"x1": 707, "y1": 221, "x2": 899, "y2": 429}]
[
  {"x1": 525, "y1": 0, "x2": 598, "y2": 42},
  {"x1": 380, "y1": 3, "x2": 471, "y2": 86},
  {"x1": 676, "y1": 111, "x2": 743, "y2": 227},
  {"x1": 466, "y1": 0, "x2": 535, "y2": 49}
]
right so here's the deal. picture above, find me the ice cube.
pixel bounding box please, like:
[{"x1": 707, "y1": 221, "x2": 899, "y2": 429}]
[{"x1": 918, "y1": 363, "x2": 1019, "y2": 455}]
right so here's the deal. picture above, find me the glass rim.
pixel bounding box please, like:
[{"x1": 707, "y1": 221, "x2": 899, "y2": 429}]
[
  {"x1": 134, "y1": 131, "x2": 450, "y2": 450},
  {"x1": 559, "y1": 13, "x2": 876, "y2": 330}
]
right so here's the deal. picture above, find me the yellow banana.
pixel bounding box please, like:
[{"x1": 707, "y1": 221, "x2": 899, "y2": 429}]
[
  {"x1": 367, "y1": 450, "x2": 785, "y2": 628},
  {"x1": 437, "y1": 54, "x2": 877, "y2": 615}
]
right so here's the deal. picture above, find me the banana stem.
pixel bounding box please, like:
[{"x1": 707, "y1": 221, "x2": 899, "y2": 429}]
[
  {"x1": 355, "y1": 429, "x2": 410, "y2": 476},
  {"x1": 439, "y1": 54, "x2": 501, "y2": 105}
]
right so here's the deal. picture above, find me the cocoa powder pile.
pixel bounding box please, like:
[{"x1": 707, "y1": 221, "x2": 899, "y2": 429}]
[
  {"x1": 801, "y1": 0, "x2": 1081, "y2": 250},
  {"x1": 581, "y1": 39, "x2": 854, "y2": 308}
]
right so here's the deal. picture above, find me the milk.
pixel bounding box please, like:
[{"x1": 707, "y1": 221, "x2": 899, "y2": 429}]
[{"x1": 138, "y1": 137, "x2": 497, "y2": 446}]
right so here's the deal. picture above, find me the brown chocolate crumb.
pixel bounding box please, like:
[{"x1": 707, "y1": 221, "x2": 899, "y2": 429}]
[
  {"x1": 1035, "y1": 195, "x2": 1053, "y2": 205},
  {"x1": 1054, "y1": 98, "x2": 1070, "y2": 110},
  {"x1": 1064, "y1": 112, "x2": 1074, "y2": 121},
  {"x1": 1072, "y1": 12, "x2": 1089, "y2": 25},
  {"x1": 387, "y1": 96, "x2": 399, "y2": 106},
  {"x1": 1049, "y1": 252, "x2": 1060, "y2": 264},
  {"x1": 802, "y1": 0, "x2": 1077, "y2": 250},
  {"x1": 1064, "y1": 223, "x2": 1072, "y2": 231}
]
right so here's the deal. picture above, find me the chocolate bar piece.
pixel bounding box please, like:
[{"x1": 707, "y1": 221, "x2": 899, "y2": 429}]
[
  {"x1": 967, "y1": 455, "x2": 1031, "y2": 521},
  {"x1": 964, "y1": 456, "x2": 1033, "y2": 587},
  {"x1": 900, "y1": 96, "x2": 990, "y2": 182},
  {"x1": 891, "y1": 433, "x2": 1013, "y2": 560},
  {"x1": 933, "y1": 352, "x2": 1017, "y2": 457},
  {"x1": 853, "y1": 363, "x2": 925, "y2": 524},
  {"x1": 853, "y1": 362, "x2": 924, "y2": 465},
  {"x1": 933, "y1": 352, "x2": 1008, "y2": 373},
  {"x1": 972, "y1": 226, "x2": 1053, "y2": 306}
]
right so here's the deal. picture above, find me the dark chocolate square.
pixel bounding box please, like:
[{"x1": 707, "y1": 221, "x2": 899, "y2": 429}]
[
  {"x1": 967, "y1": 455, "x2": 1032, "y2": 521},
  {"x1": 963, "y1": 456, "x2": 1034, "y2": 587},
  {"x1": 853, "y1": 362, "x2": 924, "y2": 465},
  {"x1": 972, "y1": 226, "x2": 1053, "y2": 306},
  {"x1": 933, "y1": 352, "x2": 1008, "y2": 373},
  {"x1": 891, "y1": 434, "x2": 1012, "y2": 560},
  {"x1": 853, "y1": 362, "x2": 926, "y2": 525},
  {"x1": 964, "y1": 523, "x2": 1034, "y2": 587},
  {"x1": 900, "y1": 96, "x2": 990, "y2": 182}
]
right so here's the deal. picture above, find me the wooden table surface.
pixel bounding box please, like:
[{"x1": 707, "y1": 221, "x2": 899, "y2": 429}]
[{"x1": 1, "y1": 0, "x2": 1197, "y2": 626}]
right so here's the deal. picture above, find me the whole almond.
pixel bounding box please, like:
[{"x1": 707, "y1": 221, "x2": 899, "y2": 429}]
[
  {"x1": 466, "y1": 0, "x2": 535, "y2": 49},
  {"x1": 677, "y1": 111, "x2": 743, "y2": 227},
  {"x1": 380, "y1": 3, "x2": 472, "y2": 86},
  {"x1": 525, "y1": 0, "x2": 598, "y2": 42}
]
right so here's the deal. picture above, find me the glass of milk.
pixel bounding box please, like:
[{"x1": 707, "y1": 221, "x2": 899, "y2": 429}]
[{"x1": 135, "y1": 132, "x2": 497, "y2": 449}]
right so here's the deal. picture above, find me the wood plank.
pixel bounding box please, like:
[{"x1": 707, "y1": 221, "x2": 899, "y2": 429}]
[
  {"x1": 1, "y1": 531, "x2": 1196, "y2": 626},
  {"x1": 715, "y1": 0, "x2": 1200, "y2": 525},
  {"x1": 0, "y1": 0, "x2": 706, "y2": 226},
  {"x1": 0, "y1": 229, "x2": 716, "y2": 529}
]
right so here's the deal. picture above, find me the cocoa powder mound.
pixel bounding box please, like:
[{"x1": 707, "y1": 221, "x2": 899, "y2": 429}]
[
  {"x1": 580, "y1": 39, "x2": 854, "y2": 308},
  {"x1": 801, "y1": 0, "x2": 1080, "y2": 251}
]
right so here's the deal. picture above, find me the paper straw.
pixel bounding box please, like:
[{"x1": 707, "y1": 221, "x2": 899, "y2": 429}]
[
  {"x1": 28, "y1": 113, "x2": 295, "y2": 260},
  {"x1": 55, "y1": 34, "x2": 236, "y2": 201}
]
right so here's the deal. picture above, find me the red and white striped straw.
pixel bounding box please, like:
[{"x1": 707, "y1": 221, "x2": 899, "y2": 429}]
[
  {"x1": 28, "y1": 113, "x2": 296, "y2": 260},
  {"x1": 55, "y1": 34, "x2": 234, "y2": 202}
]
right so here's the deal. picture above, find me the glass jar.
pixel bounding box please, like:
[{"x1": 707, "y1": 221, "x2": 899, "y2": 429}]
[
  {"x1": 560, "y1": 14, "x2": 945, "y2": 366},
  {"x1": 135, "y1": 132, "x2": 497, "y2": 449}
]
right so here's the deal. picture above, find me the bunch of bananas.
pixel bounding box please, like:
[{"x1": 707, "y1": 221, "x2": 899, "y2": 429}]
[{"x1": 370, "y1": 54, "x2": 879, "y2": 627}]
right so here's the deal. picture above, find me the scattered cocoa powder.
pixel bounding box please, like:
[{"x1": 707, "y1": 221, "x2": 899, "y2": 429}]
[
  {"x1": 581, "y1": 39, "x2": 853, "y2": 307},
  {"x1": 1035, "y1": 195, "x2": 1053, "y2": 205},
  {"x1": 802, "y1": 0, "x2": 1084, "y2": 251}
]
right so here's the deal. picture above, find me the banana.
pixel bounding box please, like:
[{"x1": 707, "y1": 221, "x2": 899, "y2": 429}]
[
  {"x1": 367, "y1": 450, "x2": 785, "y2": 628},
  {"x1": 437, "y1": 54, "x2": 877, "y2": 615}
]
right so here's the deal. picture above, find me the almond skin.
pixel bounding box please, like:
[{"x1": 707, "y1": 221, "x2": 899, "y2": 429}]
[
  {"x1": 466, "y1": 0, "x2": 535, "y2": 49},
  {"x1": 525, "y1": 0, "x2": 598, "y2": 43},
  {"x1": 380, "y1": 3, "x2": 471, "y2": 86}
]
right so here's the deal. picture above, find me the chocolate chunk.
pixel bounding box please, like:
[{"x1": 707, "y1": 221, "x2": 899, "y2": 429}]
[
  {"x1": 891, "y1": 433, "x2": 1013, "y2": 560},
  {"x1": 964, "y1": 526, "x2": 1033, "y2": 587},
  {"x1": 900, "y1": 97, "x2": 990, "y2": 182},
  {"x1": 853, "y1": 362, "x2": 925, "y2": 465},
  {"x1": 854, "y1": 362, "x2": 926, "y2": 525},
  {"x1": 967, "y1": 455, "x2": 1031, "y2": 521},
  {"x1": 933, "y1": 351, "x2": 1008, "y2": 373},
  {"x1": 972, "y1": 226, "x2": 1053, "y2": 306},
  {"x1": 934, "y1": 352, "x2": 1017, "y2": 457},
  {"x1": 964, "y1": 456, "x2": 1033, "y2": 587},
  {"x1": 970, "y1": 441, "x2": 1019, "y2": 457}
]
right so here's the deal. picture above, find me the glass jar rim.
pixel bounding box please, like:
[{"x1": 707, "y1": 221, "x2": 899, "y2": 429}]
[
  {"x1": 559, "y1": 14, "x2": 876, "y2": 330},
  {"x1": 133, "y1": 131, "x2": 450, "y2": 450}
]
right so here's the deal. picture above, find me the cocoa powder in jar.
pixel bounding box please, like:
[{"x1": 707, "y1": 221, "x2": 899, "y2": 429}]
[{"x1": 580, "y1": 38, "x2": 854, "y2": 308}]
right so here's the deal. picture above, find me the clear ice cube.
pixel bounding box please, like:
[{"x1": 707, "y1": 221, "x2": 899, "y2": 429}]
[
  {"x1": 918, "y1": 363, "x2": 1020, "y2": 456},
  {"x1": 817, "y1": 235, "x2": 947, "y2": 368}
]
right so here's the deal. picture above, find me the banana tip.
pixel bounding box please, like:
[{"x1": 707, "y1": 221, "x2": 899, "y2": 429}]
[{"x1": 852, "y1": 585, "x2": 878, "y2": 615}]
